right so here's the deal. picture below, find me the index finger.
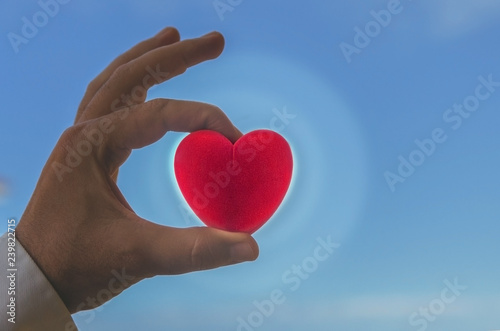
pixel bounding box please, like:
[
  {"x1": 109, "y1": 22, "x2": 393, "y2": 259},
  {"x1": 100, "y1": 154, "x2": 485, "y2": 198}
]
[{"x1": 100, "y1": 99, "x2": 242, "y2": 171}]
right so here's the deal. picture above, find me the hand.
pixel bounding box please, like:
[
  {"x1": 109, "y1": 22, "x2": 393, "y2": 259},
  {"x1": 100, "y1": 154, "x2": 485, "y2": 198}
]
[{"x1": 15, "y1": 27, "x2": 259, "y2": 314}]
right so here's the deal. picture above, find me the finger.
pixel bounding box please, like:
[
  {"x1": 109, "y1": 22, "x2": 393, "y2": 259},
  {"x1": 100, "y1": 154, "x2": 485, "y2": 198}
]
[
  {"x1": 139, "y1": 225, "x2": 259, "y2": 276},
  {"x1": 101, "y1": 98, "x2": 242, "y2": 169},
  {"x1": 81, "y1": 32, "x2": 225, "y2": 122},
  {"x1": 75, "y1": 27, "x2": 181, "y2": 124}
]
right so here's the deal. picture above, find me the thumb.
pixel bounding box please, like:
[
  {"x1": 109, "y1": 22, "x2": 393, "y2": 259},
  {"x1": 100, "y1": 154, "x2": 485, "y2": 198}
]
[{"x1": 139, "y1": 224, "x2": 259, "y2": 276}]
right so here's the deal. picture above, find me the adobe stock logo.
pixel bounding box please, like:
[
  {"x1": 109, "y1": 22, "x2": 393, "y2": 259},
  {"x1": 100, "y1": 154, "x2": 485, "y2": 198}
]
[
  {"x1": 189, "y1": 130, "x2": 275, "y2": 212},
  {"x1": 339, "y1": 0, "x2": 411, "y2": 64},
  {"x1": 64, "y1": 268, "x2": 135, "y2": 330},
  {"x1": 213, "y1": 0, "x2": 243, "y2": 21},
  {"x1": 384, "y1": 74, "x2": 499, "y2": 192},
  {"x1": 408, "y1": 278, "x2": 467, "y2": 331},
  {"x1": 236, "y1": 236, "x2": 340, "y2": 331},
  {"x1": 7, "y1": 0, "x2": 71, "y2": 54}
]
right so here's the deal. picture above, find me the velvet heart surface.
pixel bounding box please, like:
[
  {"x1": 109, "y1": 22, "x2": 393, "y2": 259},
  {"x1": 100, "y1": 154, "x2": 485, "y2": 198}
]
[{"x1": 174, "y1": 129, "x2": 293, "y2": 234}]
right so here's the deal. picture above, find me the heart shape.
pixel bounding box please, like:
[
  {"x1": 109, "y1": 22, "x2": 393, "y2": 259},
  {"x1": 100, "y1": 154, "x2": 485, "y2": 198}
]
[{"x1": 174, "y1": 129, "x2": 293, "y2": 234}]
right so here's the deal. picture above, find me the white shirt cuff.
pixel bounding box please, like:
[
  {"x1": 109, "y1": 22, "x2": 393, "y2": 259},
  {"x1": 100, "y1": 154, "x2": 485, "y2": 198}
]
[{"x1": 1, "y1": 232, "x2": 77, "y2": 331}]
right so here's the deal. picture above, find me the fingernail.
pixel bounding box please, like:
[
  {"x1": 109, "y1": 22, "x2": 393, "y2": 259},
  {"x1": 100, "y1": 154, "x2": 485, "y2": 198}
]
[
  {"x1": 156, "y1": 27, "x2": 179, "y2": 42},
  {"x1": 230, "y1": 242, "x2": 256, "y2": 263},
  {"x1": 203, "y1": 31, "x2": 219, "y2": 38},
  {"x1": 156, "y1": 27, "x2": 172, "y2": 38}
]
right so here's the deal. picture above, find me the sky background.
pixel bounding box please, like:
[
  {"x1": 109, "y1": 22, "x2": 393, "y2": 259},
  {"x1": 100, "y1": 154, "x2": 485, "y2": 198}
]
[{"x1": 1, "y1": 0, "x2": 500, "y2": 330}]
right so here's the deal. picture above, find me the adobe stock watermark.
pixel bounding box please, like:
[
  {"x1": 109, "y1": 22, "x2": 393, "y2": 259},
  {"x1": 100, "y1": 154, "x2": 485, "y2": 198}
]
[
  {"x1": 339, "y1": 0, "x2": 413, "y2": 64},
  {"x1": 52, "y1": 64, "x2": 169, "y2": 182},
  {"x1": 213, "y1": 0, "x2": 243, "y2": 21},
  {"x1": 188, "y1": 130, "x2": 276, "y2": 212},
  {"x1": 384, "y1": 73, "x2": 499, "y2": 192},
  {"x1": 409, "y1": 278, "x2": 467, "y2": 331},
  {"x1": 7, "y1": 0, "x2": 71, "y2": 54},
  {"x1": 236, "y1": 235, "x2": 340, "y2": 331},
  {"x1": 64, "y1": 268, "x2": 135, "y2": 330},
  {"x1": 178, "y1": 106, "x2": 297, "y2": 225}
]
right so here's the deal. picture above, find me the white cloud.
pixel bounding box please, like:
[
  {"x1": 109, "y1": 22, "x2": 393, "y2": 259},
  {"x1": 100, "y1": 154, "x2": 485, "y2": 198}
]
[
  {"x1": 103, "y1": 293, "x2": 500, "y2": 330},
  {"x1": 270, "y1": 293, "x2": 500, "y2": 324},
  {"x1": 423, "y1": 0, "x2": 500, "y2": 38}
]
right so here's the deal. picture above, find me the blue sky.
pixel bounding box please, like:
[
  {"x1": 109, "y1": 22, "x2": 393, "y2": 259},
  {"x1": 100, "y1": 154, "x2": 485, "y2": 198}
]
[{"x1": 1, "y1": 1, "x2": 500, "y2": 330}]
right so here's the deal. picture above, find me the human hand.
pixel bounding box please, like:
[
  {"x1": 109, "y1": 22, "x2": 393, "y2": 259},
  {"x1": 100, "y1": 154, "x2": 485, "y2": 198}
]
[{"x1": 15, "y1": 27, "x2": 259, "y2": 314}]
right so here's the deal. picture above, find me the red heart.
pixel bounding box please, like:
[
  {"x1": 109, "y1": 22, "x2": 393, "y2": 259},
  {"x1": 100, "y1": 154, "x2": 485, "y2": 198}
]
[{"x1": 174, "y1": 129, "x2": 293, "y2": 234}]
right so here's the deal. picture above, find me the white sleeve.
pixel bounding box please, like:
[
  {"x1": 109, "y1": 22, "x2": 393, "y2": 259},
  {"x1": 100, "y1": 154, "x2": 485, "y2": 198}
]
[{"x1": 0, "y1": 232, "x2": 78, "y2": 331}]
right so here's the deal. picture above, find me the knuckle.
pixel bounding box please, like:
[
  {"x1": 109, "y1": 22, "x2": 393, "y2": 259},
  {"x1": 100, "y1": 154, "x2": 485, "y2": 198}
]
[
  {"x1": 189, "y1": 235, "x2": 215, "y2": 271},
  {"x1": 86, "y1": 78, "x2": 102, "y2": 94},
  {"x1": 111, "y1": 63, "x2": 132, "y2": 80},
  {"x1": 201, "y1": 104, "x2": 228, "y2": 128},
  {"x1": 147, "y1": 98, "x2": 169, "y2": 110},
  {"x1": 51, "y1": 126, "x2": 82, "y2": 160},
  {"x1": 147, "y1": 98, "x2": 171, "y2": 127},
  {"x1": 56, "y1": 121, "x2": 100, "y2": 156},
  {"x1": 189, "y1": 237, "x2": 205, "y2": 271},
  {"x1": 59, "y1": 125, "x2": 82, "y2": 144}
]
